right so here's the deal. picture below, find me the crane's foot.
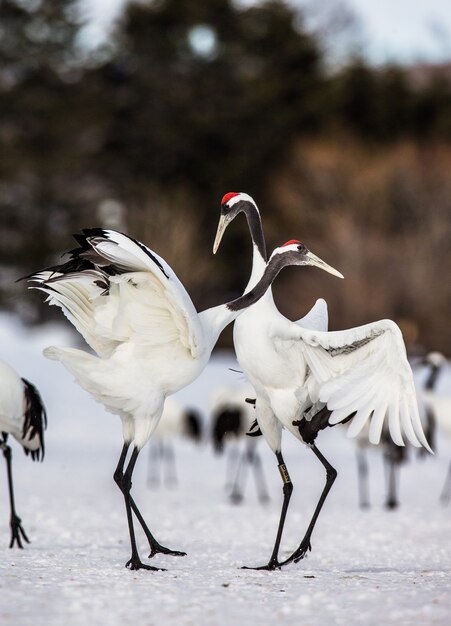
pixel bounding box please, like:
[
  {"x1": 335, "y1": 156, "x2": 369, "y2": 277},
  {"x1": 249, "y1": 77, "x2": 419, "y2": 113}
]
[
  {"x1": 148, "y1": 543, "x2": 186, "y2": 558},
  {"x1": 280, "y1": 538, "x2": 312, "y2": 566},
  {"x1": 9, "y1": 515, "x2": 30, "y2": 549},
  {"x1": 126, "y1": 555, "x2": 166, "y2": 571},
  {"x1": 385, "y1": 499, "x2": 399, "y2": 510},
  {"x1": 241, "y1": 561, "x2": 282, "y2": 571},
  {"x1": 229, "y1": 492, "x2": 243, "y2": 505}
]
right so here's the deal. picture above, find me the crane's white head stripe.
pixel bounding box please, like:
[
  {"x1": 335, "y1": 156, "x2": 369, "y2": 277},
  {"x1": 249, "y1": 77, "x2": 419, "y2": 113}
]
[{"x1": 221, "y1": 192, "x2": 260, "y2": 212}]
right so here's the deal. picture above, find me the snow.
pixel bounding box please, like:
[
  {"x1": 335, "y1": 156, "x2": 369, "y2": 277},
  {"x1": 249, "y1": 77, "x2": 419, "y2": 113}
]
[{"x1": 1, "y1": 312, "x2": 451, "y2": 626}]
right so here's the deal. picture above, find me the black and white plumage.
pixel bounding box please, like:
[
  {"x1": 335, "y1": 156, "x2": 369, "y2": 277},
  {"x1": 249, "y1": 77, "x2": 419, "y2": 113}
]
[
  {"x1": 214, "y1": 192, "x2": 432, "y2": 570},
  {"x1": 29, "y1": 227, "x2": 333, "y2": 571},
  {"x1": 0, "y1": 360, "x2": 47, "y2": 548},
  {"x1": 211, "y1": 385, "x2": 269, "y2": 504}
]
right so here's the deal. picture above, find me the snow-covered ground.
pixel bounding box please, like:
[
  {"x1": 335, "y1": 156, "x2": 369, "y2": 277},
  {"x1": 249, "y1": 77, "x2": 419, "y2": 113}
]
[{"x1": 0, "y1": 312, "x2": 450, "y2": 626}]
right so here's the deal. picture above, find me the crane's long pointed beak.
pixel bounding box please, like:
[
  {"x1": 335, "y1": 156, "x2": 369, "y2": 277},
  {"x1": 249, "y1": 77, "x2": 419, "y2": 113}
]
[
  {"x1": 305, "y1": 251, "x2": 344, "y2": 279},
  {"x1": 213, "y1": 215, "x2": 230, "y2": 254}
]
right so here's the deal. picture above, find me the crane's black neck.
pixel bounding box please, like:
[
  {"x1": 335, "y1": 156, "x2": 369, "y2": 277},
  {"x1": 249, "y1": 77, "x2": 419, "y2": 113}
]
[
  {"x1": 227, "y1": 254, "x2": 282, "y2": 312},
  {"x1": 243, "y1": 204, "x2": 267, "y2": 262}
]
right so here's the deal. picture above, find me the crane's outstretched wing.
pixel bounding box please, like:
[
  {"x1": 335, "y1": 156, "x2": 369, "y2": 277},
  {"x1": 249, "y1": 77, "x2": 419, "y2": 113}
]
[
  {"x1": 29, "y1": 229, "x2": 203, "y2": 360},
  {"x1": 273, "y1": 319, "x2": 431, "y2": 451}
]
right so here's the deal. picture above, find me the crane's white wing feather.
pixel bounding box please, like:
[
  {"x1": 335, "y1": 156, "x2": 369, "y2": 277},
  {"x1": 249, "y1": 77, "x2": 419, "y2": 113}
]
[
  {"x1": 295, "y1": 298, "x2": 328, "y2": 331},
  {"x1": 30, "y1": 230, "x2": 203, "y2": 360},
  {"x1": 276, "y1": 319, "x2": 431, "y2": 451},
  {"x1": 31, "y1": 269, "x2": 117, "y2": 357}
]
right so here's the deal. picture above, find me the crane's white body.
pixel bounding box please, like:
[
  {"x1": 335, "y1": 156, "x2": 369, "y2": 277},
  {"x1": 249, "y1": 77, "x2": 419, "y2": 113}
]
[
  {"x1": 233, "y1": 242, "x2": 430, "y2": 454},
  {"x1": 33, "y1": 231, "x2": 248, "y2": 450},
  {"x1": 0, "y1": 361, "x2": 41, "y2": 452}
]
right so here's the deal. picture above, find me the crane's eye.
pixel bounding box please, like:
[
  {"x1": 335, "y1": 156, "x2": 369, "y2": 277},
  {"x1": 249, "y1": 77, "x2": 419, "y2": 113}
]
[{"x1": 297, "y1": 244, "x2": 306, "y2": 253}]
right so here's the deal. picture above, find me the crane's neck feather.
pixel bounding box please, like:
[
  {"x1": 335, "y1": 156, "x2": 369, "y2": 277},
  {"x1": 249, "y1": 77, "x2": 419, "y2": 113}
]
[
  {"x1": 245, "y1": 243, "x2": 268, "y2": 292},
  {"x1": 198, "y1": 255, "x2": 280, "y2": 348},
  {"x1": 227, "y1": 256, "x2": 280, "y2": 312},
  {"x1": 243, "y1": 205, "x2": 267, "y2": 291},
  {"x1": 245, "y1": 205, "x2": 266, "y2": 262}
]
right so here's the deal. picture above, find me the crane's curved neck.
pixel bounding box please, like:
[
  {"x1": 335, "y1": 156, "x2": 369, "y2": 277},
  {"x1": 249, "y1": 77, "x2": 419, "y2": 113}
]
[
  {"x1": 228, "y1": 255, "x2": 281, "y2": 312},
  {"x1": 199, "y1": 255, "x2": 281, "y2": 349},
  {"x1": 243, "y1": 204, "x2": 268, "y2": 292},
  {"x1": 245, "y1": 205, "x2": 267, "y2": 261}
]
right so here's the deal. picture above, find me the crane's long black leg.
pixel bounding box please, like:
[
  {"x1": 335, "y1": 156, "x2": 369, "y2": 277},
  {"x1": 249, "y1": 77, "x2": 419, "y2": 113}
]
[
  {"x1": 242, "y1": 451, "x2": 293, "y2": 570},
  {"x1": 1, "y1": 436, "x2": 30, "y2": 549},
  {"x1": 356, "y1": 447, "x2": 370, "y2": 509},
  {"x1": 384, "y1": 454, "x2": 399, "y2": 510},
  {"x1": 163, "y1": 442, "x2": 178, "y2": 487},
  {"x1": 118, "y1": 446, "x2": 163, "y2": 571},
  {"x1": 249, "y1": 445, "x2": 270, "y2": 504},
  {"x1": 440, "y1": 462, "x2": 451, "y2": 505},
  {"x1": 114, "y1": 443, "x2": 186, "y2": 560},
  {"x1": 225, "y1": 446, "x2": 239, "y2": 492},
  {"x1": 230, "y1": 448, "x2": 248, "y2": 504},
  {"x1": 147, "y1": 440, "x2": 161, "y2": 489},
  {"x1": 281, "y1": 443, "x2": 337, "y2": 567}
]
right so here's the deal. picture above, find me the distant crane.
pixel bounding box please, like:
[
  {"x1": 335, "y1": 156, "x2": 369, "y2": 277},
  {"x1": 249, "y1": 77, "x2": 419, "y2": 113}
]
[
  {"x1": 147, "y1": 396, "x2": 202, "y2": 488},
  {"x1": 29, "y1": 227, "x2": 336, "y2": 570},
  {"x1": 417, "y1": 352, "x2": 449, "y2": 503},
  {"x1": 214, "y1": 192, "x2": 432, "y2": 570},
  {"x1": 211, "y1": 385, "x2": 269, "y2": 504},
  {"x1": 354, "y1": 423, "x2": 408, "y2": 510},
  {"x1": 354, "y1": 353, "x2": 443, "y2": 510},
  {"x1": 0, "y1": 360, "x2": 47, "y2": 548}
]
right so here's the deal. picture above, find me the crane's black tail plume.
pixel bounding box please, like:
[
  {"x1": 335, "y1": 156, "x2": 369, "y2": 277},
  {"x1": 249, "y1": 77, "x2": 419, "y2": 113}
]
[
  {"x1": 212, "y1": 409, "x2": 243, "y2": 453},
  {"x1": 184, "y1": 409, "x2": 203, "y2": 443},
  {"x1": 21, "y1": 378, "x2": 47, "y2": 462}
]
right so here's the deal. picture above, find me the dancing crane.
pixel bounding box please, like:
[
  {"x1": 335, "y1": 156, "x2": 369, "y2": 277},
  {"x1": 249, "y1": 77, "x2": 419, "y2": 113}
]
[
  {"x1": 214, "y1": 192, "x2": 432, "y2": 570},
  {"x1": 29, "y1": 227, "x2": 338, "y2": 571},
  {"x1": 0, "y1": 360, "x2": 47, "y2": 548}
]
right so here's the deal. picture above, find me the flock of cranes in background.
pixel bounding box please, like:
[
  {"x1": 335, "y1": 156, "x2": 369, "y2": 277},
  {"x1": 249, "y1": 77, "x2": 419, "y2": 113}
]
[
  {"x1": 0, "y1": 193, "x2": 449, "y2": 571},
  {"x1": 0, "y1": 351, "x2": 449, "y2": 555}
]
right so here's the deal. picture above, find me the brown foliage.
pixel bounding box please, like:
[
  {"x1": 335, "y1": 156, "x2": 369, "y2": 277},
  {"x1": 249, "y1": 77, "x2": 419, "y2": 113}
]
[{"x1": 265, "y1": 139, "x2": 451, "y2": 354}]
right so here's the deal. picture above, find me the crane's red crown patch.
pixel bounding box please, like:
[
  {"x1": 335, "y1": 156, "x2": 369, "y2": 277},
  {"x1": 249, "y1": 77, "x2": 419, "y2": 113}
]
[
  {"x1": 281, "y1": 239, "x2": 301, "y2": 247},
  {"x1": 222, "y1": 192, "x2": 239, "y2": 205}
]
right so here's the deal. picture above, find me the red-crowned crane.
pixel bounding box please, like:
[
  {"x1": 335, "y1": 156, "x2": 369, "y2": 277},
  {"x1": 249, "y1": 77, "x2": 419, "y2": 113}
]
[
  {"x1": 0, "y1": 360, "x2": 47, "y2": 548},
  {"x1": 214, "y1": 192, "x2": 432, "y2": 570},
  {"x1": 211, "y1": 384, "x2": 269, "y2": 504},
  {"x1": 29, "y1": 227, "x2": 339, "y2": 571}
]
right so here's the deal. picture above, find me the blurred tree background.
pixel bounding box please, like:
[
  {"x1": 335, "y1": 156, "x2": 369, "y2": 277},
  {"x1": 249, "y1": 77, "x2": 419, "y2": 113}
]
[{"x1": 1, "y1": 0, "x2": 450, "y2": 352}]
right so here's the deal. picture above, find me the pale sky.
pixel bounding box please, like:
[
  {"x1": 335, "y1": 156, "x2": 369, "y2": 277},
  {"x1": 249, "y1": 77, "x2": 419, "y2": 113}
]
[
  {"x1": 82, "y1": 0, "x2": 451, "y2": 65},
  {"x1": 344, "y1": 0, "x2": 451, "y2": 64}
]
